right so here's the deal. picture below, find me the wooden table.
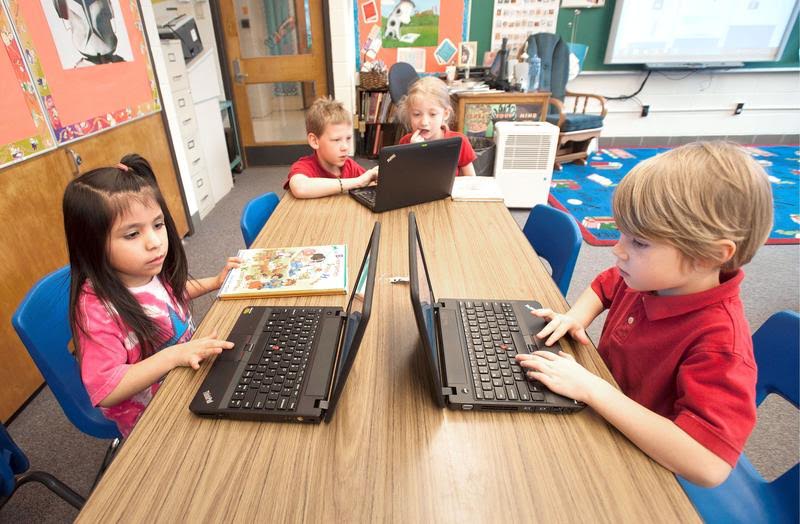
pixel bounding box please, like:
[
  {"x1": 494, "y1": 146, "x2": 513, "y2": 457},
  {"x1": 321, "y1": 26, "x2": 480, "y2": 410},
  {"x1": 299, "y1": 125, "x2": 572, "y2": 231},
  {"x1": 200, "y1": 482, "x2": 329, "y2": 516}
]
[
  {"x1": 77, "y1": 194, "x2": 699, "y2": 523},
  {"x1": 451, "y1": 91, "x2": 550, "y2": 138}
]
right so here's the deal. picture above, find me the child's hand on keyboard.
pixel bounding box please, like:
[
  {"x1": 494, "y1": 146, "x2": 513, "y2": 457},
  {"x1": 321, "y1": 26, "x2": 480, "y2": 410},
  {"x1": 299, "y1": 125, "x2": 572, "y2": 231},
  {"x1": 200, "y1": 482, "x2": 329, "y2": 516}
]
[
  {"x1": 529, "y1": 308, "x2": 591, "y2": 347},
  {"x1": 167, "y1": 331, "x2": 234, "y2": 370},
  {"x1": 355, "y1": 166, "x2": 379, "y2": 188},
  {"x1": 515, "y1": 351, "x2": 602, "y2": 403}
]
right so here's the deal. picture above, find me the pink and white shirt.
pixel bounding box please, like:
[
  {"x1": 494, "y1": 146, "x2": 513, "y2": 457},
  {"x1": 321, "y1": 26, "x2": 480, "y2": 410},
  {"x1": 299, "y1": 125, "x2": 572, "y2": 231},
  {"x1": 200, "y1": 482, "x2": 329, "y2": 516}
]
[{"x1": 76, "y1": 277, "x2": 194, "y2": 437}]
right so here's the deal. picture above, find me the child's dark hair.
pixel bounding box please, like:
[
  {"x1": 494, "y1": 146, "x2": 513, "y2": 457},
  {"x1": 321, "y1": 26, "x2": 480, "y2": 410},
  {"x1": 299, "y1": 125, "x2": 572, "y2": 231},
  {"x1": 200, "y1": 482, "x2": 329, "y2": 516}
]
[{"x1": 63, "y1": 154, "x2": 188, "y2": 359}]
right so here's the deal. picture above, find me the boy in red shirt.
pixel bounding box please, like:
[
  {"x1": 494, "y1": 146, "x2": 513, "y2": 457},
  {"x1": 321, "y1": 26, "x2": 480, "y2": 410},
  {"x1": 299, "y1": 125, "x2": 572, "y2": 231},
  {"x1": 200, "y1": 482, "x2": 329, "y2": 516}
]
[
  {"x1": 517, "y1": 142, "x2": 774, "y2": 487},
  {"x1": 285, "y1": 97, "x2": 378, "y2": 198}
]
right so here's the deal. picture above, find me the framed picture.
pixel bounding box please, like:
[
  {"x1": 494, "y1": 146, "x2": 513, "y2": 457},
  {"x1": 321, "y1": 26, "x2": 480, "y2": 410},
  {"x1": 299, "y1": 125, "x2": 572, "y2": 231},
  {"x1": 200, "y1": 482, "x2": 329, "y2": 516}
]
[
  {"x1": 452, "y1": 92, "x2": 550, "y2": 138},
  {"x1": 458, "y1": 41, "x2": 477, "y2": 67}
]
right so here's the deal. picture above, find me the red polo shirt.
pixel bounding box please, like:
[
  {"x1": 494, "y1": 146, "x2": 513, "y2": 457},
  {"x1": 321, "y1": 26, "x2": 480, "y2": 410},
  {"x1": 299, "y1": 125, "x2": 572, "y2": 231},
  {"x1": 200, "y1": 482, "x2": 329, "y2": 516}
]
[
  {"x1": 399, "y1": 128, "x2": 477, "y2": 174},
  {"x1": 591, "y1": 267, "x2": 756, "y2": 467},
  {"x1": 283, "y1": 154, "x2": 365, "y2": 190}
]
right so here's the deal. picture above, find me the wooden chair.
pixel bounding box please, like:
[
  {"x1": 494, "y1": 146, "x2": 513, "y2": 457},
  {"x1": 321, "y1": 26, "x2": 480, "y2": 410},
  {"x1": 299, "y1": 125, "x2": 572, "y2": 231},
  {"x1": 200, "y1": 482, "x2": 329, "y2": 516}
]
[{"x1": 525, "y1": 33, "x2": 607, "y2": 170}]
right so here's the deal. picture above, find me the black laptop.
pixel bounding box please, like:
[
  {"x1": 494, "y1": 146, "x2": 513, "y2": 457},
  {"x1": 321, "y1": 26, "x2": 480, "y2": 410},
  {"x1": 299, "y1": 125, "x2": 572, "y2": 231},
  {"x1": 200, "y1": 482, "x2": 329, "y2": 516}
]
[
  {"x1": 407, "y1": 212, "x2": 584, "y2": 413},
  {"x1": 190, "y1": 222, "x2": 380, "y2": 423},
  {"x1": 350, "y1": 137, "x2": 461, "y2": 212}
]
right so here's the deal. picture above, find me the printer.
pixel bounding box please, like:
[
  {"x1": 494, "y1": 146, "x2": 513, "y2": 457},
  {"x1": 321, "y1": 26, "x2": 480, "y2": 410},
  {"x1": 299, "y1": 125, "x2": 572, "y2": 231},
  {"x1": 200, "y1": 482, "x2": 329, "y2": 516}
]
[{"x1": 158, "y1": 15, "x2": 203, "y2": 60}]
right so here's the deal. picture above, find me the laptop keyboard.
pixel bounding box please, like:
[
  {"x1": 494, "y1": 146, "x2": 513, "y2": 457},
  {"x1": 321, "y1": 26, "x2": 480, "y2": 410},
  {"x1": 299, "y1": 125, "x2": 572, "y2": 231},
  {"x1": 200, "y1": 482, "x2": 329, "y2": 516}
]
[
  {"x1": 459, "y1": 301, "x2": 547, "y2": 403},
  {"x1": 228, "y1": 308, "x2": 321, "y2": 411},
  {"x1": 353, "y1": 188, "x2": 376, "y2": 206}
]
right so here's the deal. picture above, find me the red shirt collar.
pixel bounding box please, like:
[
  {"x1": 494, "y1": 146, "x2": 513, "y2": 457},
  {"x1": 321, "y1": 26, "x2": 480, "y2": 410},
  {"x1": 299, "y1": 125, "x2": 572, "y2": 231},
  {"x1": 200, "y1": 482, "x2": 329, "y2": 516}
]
[{"x1": 637, "y1": 270, "x2": 744, "y2": 321}]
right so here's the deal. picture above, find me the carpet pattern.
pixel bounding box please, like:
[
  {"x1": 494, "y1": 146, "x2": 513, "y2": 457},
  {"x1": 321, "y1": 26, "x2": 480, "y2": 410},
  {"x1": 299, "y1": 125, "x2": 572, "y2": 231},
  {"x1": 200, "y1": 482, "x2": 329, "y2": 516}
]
[{"x1": 548, "y1": 146, "x2": 800, "y2": 246}]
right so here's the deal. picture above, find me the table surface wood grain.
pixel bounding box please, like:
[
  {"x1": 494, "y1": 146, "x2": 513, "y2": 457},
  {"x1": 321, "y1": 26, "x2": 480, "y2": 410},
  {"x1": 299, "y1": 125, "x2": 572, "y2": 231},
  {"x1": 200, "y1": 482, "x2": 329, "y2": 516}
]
[{"x1": 77, "y1": 193, "x2": 699, "y2": 523}]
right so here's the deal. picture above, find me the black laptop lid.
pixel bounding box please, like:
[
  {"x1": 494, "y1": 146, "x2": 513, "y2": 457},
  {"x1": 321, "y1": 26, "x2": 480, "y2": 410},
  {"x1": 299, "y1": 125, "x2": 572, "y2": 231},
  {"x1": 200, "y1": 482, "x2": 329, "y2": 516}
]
[
  {"x1": 374, "y1": 137, "x2": 461, "y2": 211},
  {"x1": 407, "y1": 212, "x2": 446, "y2": 408},
  {"x1": 324, "y1": 222, "x2": 381, "y2": 421}
]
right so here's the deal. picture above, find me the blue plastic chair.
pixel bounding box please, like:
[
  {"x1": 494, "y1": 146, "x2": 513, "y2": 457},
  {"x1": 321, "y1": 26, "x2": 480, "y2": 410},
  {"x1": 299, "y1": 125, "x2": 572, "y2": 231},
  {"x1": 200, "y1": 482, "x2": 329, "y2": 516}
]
[
  {"x1": 678, "y1": 310, "x2": 800, "y2": 524},
  {"x1": 1, "y1": 422, "x2": 84, "y2": 509},
  {"x1": 240, "y1": 192, "x2": 280, "y2": 248},
  {"x1": 522, "y1": 204, "x2": 582, "y2": 296},
  {"x1": 12, "y1": 266, "x2": 121, "y2": 486}
]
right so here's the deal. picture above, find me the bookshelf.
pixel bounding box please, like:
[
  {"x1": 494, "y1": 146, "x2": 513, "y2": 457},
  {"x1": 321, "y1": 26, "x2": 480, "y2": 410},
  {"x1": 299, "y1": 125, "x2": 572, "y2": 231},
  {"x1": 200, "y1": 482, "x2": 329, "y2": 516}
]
[{"x1": 355, "y1": 87, "x2": 403, "y2": 158}]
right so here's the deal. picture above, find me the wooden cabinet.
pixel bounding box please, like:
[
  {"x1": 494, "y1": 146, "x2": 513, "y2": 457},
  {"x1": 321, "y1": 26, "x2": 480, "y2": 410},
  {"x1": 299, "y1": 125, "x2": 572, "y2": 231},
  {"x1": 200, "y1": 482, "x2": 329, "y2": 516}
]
[{"x1": 355, "y1": 87, "x2": 403, "y2": 158}]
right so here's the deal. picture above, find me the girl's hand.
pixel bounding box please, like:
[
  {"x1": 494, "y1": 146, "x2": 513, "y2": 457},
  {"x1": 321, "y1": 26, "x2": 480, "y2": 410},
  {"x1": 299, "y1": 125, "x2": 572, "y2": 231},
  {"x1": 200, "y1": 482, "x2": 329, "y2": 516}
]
[
  {"x1": 215, "y1": 257, "x2": 241, "y2": 288},
  {"x1": 515, "y1": 351, "x2": 602, "y2": 403},
  {"x1": 529, "y1": 308, "x2": 591, "y2": 347},
  {"x1": 169, "y1": 331, "x2": 234, "y2": 370},
  {"x1": 410, "y1": 129, "x2": 426, "y2": 143}
]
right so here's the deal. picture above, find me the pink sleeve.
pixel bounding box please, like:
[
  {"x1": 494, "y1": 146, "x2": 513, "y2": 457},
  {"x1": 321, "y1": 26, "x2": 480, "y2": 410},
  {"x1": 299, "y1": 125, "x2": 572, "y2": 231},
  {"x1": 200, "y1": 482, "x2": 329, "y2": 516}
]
[{"x1": 76, "y1": 293, "x2": 134, "y2": 407}]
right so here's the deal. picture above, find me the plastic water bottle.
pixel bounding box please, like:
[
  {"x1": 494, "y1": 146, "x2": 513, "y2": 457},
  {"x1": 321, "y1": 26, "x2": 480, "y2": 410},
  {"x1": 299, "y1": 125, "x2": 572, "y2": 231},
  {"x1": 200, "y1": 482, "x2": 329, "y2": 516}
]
[{"x1": 529, "y1": 54, "x2": 541, "y2": 92}]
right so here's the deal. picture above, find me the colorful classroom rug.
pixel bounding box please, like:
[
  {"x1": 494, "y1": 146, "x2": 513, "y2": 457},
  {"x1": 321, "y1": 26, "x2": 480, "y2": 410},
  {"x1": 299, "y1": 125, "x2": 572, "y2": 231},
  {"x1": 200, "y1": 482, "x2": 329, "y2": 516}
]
[{"x1": 548, "y1": 146, "x2": 800, "y2": 246}]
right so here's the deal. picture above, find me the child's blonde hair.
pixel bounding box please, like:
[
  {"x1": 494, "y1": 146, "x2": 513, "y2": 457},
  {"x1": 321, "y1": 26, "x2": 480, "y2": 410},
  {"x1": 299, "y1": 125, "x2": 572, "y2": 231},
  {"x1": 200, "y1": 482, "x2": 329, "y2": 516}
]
[
  {"x1": 396, "y1": 76, "x2": 453, "y2": 128},
  {"x1": 612, "y1": 141, "x2": 773, "y2": 272},
  {"x1": 305, "y1": 96, "x2": 352, "y2": 137}
]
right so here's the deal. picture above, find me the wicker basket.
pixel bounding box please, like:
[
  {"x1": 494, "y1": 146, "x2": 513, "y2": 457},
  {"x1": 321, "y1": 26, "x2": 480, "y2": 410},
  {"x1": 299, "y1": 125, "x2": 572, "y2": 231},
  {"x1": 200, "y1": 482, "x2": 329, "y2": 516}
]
[{"x1": 360, "y1": 71, "x2": 388, "y2": 89}]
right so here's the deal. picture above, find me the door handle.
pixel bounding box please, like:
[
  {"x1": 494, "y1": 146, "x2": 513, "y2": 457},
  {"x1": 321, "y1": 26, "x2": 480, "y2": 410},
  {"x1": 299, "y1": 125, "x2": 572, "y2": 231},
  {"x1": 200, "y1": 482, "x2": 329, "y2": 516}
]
[{"x1": 233, "y1": 58, "x2": 248, "y2": 84}]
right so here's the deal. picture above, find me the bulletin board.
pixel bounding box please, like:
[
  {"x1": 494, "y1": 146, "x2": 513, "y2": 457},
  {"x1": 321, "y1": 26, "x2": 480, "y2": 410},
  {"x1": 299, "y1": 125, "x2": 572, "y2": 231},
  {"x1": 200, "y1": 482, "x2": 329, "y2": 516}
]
[
  {"x1": 6, "y1": 0, "x2": 160, "y2": 145},
  {"x1": 355, "y1": 0, "x2": 469, "y2": 73},
  {"x1": 0, "y1": 2, "x2": 54, "y2": 168}
]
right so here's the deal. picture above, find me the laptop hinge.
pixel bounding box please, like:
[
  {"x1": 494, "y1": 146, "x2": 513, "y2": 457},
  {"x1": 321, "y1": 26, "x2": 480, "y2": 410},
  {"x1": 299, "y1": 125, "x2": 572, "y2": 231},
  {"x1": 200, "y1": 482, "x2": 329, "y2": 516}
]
[
  {"x1": 442, "y1": 387, "x2": 457, "y2": 396},
  {"x1": 316, "y1": 399, "x2": 330, "y2": 410}
]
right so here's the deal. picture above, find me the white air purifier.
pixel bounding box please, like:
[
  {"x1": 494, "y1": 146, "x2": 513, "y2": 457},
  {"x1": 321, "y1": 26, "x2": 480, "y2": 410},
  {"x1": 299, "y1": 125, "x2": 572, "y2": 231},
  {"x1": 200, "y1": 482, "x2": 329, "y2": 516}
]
[{"x1": 492, "y1": 121, "x2": 559, "y2": 208}]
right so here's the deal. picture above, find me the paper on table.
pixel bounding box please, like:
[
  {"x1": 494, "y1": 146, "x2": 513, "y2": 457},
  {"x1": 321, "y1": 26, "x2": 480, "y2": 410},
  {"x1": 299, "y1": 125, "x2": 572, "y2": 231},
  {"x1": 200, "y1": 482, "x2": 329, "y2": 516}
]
[{"x1": 451, "y1": 176, "x2": 505, "y2": 202}]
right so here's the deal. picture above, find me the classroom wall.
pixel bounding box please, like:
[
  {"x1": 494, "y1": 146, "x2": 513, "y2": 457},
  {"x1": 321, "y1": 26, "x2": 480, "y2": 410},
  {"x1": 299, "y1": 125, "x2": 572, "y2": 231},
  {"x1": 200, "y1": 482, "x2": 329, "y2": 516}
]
[
  {"x1": 569, "y1": 70, "x2": 799, "y2": 142},
  {"x1": 334, "y1": 2, "x2": 799, "y2": 142}
]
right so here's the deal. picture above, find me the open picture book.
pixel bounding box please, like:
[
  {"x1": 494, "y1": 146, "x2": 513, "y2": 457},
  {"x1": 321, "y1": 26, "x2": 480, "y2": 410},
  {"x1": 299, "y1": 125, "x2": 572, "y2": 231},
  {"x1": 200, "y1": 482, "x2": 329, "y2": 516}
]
[{"x1": 218, "y1": 245, "x2": 348, "y2": 299}]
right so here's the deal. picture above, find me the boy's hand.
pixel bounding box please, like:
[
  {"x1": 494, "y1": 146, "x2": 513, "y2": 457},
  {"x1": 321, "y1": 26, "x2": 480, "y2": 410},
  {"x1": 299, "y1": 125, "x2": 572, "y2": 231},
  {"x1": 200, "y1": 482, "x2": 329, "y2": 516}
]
[
  {"x1": 169, "y1": 331, "x2": 234, "y2": 370},
  {"x1": 215, "y1": 257, "x2": 241, "y2": 288},
  {"x1": 515, "y1": 351, "x2": 602, "y2": 403},
  {"x1": 410, "y1": 130, "x2": 426, "y2": 143},
  {"x1": 530, "y1": 308, "x2": 591, "y2": 347},
  {"x1": 355, "y1": 167, "x2": 379, "y2": 188}
]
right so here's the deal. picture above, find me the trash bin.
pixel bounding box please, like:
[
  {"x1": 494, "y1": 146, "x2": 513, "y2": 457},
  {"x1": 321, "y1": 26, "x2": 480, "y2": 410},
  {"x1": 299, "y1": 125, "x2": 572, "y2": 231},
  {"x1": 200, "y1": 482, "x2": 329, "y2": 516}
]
[{"x1": 468, "y1": 137, "x2": 496, "y2": 177}]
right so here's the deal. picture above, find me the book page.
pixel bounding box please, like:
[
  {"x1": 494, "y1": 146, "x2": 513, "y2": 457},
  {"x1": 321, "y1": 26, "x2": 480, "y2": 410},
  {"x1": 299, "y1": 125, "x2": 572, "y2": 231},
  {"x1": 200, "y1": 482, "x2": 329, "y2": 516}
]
[{"x1": 219, "y1": 245, "x2": 347, "y2": 299}]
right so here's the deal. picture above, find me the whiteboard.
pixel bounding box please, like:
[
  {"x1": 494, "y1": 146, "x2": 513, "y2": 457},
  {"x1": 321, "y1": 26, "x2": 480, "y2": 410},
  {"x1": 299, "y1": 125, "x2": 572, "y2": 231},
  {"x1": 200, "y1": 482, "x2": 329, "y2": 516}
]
[{"x1": 605, "y1": 0, "x2": 799, "y2": 67}]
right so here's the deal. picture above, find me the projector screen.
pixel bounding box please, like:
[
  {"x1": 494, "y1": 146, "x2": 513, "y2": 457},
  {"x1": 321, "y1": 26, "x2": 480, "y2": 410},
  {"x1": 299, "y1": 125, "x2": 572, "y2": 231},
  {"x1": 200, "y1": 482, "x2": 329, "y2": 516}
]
[{"x1": 605, "y1": 0, "x2": 799, "y2": 67}]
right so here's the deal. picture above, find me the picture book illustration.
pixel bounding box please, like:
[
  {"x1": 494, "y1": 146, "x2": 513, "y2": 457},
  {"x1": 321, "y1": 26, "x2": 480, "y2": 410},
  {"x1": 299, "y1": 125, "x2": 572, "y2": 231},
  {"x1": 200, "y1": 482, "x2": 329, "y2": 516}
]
[{"x1": 218, "y1": 245, "x2": 347, "y2": 299}]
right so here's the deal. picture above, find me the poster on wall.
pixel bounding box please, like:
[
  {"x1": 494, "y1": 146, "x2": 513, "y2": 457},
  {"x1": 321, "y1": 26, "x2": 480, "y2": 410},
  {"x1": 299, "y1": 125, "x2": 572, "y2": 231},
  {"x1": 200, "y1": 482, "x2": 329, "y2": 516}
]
[
  {"x1": 490, "y1": 0, "x2": 560, "y2": 58},
  {"x1": 42, "y1": 0, "x2": 135, "y2": 69},
  {"x1": 355, "y1": 0, "x2": 468, "y2": 73},
  {"x1": 6, "y1": 0, "x2": 160, "y2": 144},
  {"x1": 0, "y1": 2, "x2": 54, "y2": 168}
]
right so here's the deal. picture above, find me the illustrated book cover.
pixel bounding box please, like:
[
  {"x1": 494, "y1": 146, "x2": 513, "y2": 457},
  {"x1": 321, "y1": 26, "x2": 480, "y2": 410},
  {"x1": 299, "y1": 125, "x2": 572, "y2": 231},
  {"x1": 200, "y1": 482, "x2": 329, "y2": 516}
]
[{"x1": 218, "y1": 245, "x2": 347, "y2": 299}]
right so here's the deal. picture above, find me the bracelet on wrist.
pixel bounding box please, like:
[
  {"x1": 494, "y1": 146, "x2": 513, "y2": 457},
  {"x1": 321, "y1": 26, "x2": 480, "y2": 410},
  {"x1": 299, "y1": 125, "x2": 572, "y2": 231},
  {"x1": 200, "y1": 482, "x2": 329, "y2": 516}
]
[{"x1": 338, "y1": 177, "x2": 343, "y2": 194}]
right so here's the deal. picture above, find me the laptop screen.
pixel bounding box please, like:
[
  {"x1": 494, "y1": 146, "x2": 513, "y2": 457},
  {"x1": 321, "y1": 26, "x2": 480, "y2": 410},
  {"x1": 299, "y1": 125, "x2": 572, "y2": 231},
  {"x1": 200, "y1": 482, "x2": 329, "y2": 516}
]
[
  {"x1": 325, "y1": 222, "x2": 381, "y2": 420},
  {"x1": 407, "y1": 213, "x2": 446, "y2": 407}
]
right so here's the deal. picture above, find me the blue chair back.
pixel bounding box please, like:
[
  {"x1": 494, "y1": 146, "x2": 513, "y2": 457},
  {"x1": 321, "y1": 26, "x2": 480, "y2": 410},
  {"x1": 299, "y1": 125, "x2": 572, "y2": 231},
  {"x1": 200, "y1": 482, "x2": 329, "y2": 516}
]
[
  {"x1": 678, "y1": 310, "x2": 799, "y2": 524},
  {"x1": 11, "y1": 266, "x2": 121, "y2": 440},
  {"x1": 240, "y1": 192, "x2": 280, "y2": 248},
  {"x1": 522, "y1": 204, "x2": 582, "y2": 296},
  {"x1": 388, "y1": 61, "x2": 419, "y2": 103},
  {"x1": 0, "y1": 423, "x2": 29, "y2": 498}
]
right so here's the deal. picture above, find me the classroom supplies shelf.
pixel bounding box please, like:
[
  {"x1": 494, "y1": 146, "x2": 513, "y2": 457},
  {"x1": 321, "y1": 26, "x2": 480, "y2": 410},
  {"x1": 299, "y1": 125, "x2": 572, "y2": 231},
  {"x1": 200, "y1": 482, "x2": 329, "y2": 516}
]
[{"x1": 355, "y1": 86, "x2": 403, "y2": 159}]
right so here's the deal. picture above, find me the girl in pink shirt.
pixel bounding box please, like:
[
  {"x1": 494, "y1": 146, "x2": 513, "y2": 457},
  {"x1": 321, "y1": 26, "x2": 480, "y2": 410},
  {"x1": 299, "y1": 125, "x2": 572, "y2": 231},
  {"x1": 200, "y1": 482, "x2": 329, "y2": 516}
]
[{"x1": 63, "y1": 154, "x2": 239, "y2": 437}]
